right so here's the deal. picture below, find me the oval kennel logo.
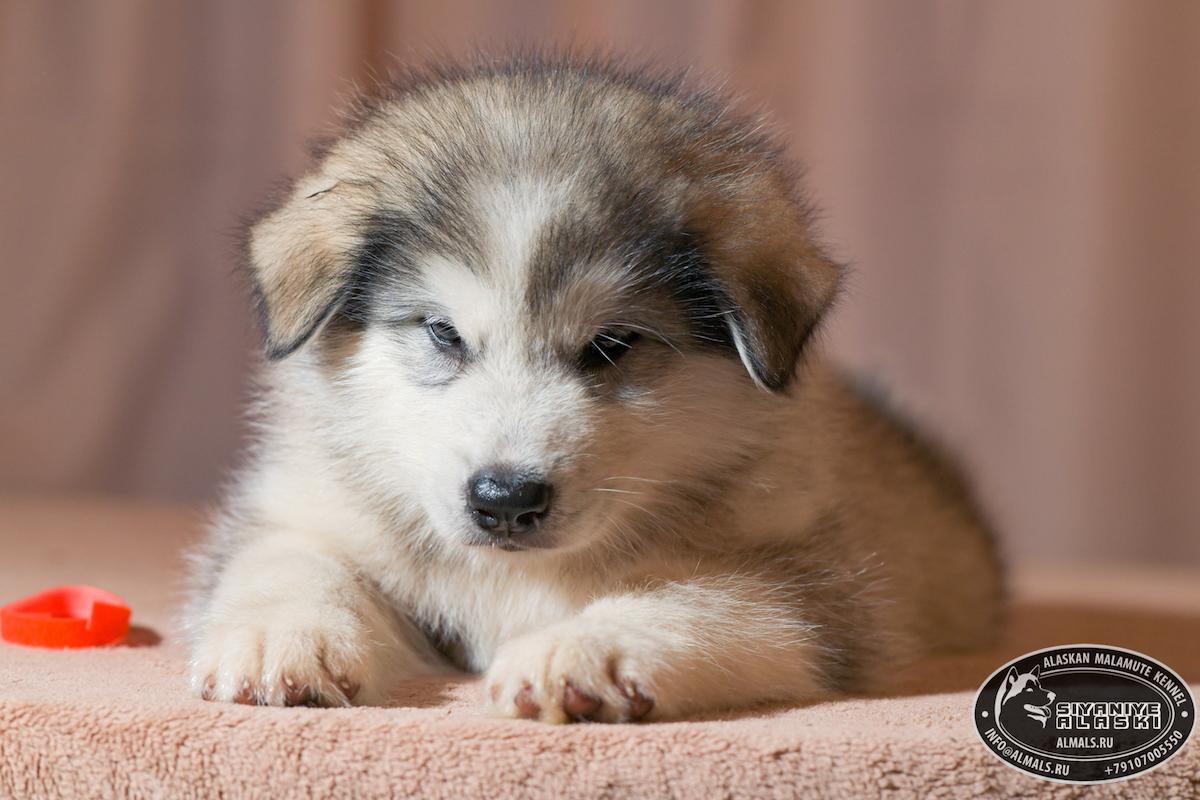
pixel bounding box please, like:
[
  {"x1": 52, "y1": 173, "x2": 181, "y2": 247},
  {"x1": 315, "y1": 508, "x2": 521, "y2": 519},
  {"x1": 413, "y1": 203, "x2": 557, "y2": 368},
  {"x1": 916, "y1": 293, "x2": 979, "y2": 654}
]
[{"x1": 974, "y1": 644, "x2": 1194, "y2": 783}]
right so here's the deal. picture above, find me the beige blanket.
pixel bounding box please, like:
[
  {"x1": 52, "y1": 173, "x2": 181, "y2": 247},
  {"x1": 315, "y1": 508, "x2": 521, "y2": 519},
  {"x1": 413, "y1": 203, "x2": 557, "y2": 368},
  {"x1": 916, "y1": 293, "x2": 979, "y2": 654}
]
[{"x1": 1, "y1": 499, "x2": 1196, "y2": 798}]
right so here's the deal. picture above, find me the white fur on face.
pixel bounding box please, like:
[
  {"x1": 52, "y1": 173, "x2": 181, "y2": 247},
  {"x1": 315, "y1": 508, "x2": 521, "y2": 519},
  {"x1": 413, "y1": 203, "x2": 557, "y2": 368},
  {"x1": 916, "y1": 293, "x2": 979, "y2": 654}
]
[
  {"x1": 474, "y1": 177, "x2": 568, "y2": 283},
  {"x1": 334, "y1": 179, "x2": 617, "y2": 553},
  {"x1": 318, "y1": 162, "x2": 792, "y2": 564},
  {"x1": 346, "y1": 324, "x2": 599, "y2": 552}
]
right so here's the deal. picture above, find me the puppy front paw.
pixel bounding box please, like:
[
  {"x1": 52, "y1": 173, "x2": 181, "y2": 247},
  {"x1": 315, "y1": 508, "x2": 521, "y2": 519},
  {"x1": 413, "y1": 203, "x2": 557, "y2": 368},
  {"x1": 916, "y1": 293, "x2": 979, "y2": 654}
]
[
  {"x1": 190, "y1": 600, "x2": 383, "y2": 707},
  {"x1": 484, "y1": 621, "x2": 660, "y2": 724}
]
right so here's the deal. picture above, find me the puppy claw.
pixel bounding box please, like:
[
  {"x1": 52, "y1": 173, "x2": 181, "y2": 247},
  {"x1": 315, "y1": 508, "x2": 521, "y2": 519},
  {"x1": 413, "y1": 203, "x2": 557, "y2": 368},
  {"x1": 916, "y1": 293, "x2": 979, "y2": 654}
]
[
  {"x1": 563, "y1": 682, "x2": 602, "y2": 720},
  {"x1": 335, "y1": 679, "x2": 360, "y2": 704},
  {"x1": 282, "y1": 677, "x2": 313, "y2": 707},
  {"x1": 233, "y1": 679, "x2": 256, "y2": 705},
  {"x1": 624, "y1": 683, "x2": 654, "y2": 721},
  {"x1": 514, "y1": 685, "x2": 540, "y2": 718}
]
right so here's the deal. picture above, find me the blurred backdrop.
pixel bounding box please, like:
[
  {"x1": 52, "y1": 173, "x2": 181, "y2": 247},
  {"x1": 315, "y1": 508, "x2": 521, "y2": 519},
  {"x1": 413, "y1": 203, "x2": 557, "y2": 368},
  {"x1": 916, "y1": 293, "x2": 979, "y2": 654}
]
[{"x1": 2, "y1": 1, "x2": 1197, "y2": 566}]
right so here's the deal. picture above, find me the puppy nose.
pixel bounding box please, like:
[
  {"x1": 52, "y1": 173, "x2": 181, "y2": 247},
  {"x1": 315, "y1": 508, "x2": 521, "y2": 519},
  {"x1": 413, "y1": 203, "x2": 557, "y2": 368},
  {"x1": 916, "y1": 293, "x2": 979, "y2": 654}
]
[{"x1": 467, "y1": 469, "x2": 552, "y2": 535}]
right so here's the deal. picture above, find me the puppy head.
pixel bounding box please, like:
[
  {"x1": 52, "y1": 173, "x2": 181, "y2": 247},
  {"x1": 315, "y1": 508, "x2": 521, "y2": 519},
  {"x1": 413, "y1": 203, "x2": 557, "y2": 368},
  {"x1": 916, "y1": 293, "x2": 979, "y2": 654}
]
[{"x1": 246, "y1": 60, "x2": 843, "y2": 555}]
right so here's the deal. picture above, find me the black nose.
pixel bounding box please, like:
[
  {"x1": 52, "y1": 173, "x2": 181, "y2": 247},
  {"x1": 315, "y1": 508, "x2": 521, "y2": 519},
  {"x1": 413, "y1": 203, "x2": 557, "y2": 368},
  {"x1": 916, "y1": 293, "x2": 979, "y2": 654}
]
[{"x1": 467, "y1": 469, "x2": 552, "y2": 535}]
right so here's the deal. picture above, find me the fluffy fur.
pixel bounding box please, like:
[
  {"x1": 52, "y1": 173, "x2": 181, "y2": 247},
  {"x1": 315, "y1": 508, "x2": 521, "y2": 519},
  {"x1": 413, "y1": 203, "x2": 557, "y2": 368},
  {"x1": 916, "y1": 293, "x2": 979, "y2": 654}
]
[{"x1": 187, "y1": 55, "x2": 1003, "y2": 723}]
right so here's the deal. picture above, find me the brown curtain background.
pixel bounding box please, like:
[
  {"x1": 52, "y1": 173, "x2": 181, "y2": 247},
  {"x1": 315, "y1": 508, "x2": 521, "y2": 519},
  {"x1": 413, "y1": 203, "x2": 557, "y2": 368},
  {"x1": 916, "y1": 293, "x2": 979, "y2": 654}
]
[{"x1": 2, "y1": 1, "x2": 1197, "y2": 567}]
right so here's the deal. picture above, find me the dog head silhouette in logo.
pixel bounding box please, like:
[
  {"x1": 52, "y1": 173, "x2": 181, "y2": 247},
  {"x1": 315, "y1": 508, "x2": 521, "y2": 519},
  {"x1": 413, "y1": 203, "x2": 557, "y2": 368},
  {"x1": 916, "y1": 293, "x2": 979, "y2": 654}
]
[{"x1": 995, "y1": 664, "x2": 1055, "y2": 728}]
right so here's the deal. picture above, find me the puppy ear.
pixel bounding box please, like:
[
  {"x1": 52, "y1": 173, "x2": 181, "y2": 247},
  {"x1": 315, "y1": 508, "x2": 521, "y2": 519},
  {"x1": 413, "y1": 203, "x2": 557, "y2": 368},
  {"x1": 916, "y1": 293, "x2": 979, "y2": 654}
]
[
  {"x1": 1004, "y1": 667, "x2": 1019, "y2": 688},
  {"x1": 1030, "y1": 665, "x2": 1041, "y2": 678},
  {"x1": 688, "y1": 177, "x2": 843, "y2": 392},
  {"x1": 246, "y1": 178, "x2": 366, "y2": 359}
]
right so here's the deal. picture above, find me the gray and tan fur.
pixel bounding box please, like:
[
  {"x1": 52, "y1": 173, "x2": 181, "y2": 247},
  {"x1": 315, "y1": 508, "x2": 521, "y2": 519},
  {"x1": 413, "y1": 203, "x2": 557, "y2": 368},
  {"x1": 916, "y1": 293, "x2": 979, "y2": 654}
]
[{"x1": 187, "y1": 56, "x2": 1003, "y2": 722}]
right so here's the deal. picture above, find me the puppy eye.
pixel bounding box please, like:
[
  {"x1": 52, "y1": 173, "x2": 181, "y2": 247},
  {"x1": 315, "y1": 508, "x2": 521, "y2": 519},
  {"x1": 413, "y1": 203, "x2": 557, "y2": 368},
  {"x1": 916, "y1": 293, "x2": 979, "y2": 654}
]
[
  {"x1": 579, "y1": 329, "x2": 641, "y2": 370},
  {"x1": 423, "y1": 317, "x2": 462, "y2": 351}
]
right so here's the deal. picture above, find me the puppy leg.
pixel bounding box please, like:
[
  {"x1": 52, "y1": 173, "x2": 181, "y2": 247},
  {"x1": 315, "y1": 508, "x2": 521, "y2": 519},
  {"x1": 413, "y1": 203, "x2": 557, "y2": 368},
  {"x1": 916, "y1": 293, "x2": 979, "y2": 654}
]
[
  {"x1": 484, "y1": 578, "x2": 830, "y2": 723},
  {"x1": 189, "y1": 532, "x2": 435, "y2": 707}
]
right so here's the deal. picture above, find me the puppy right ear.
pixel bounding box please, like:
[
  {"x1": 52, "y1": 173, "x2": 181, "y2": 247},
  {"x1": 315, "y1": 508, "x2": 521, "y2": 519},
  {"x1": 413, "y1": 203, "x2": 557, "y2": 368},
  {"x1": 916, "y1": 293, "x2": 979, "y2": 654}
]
[
  {"x1": 1004, "y1": 667, "x2": 1018, "y2": 688},
  {"x1": 246, "y1": 178, "x2": 365, "y2": 359}
]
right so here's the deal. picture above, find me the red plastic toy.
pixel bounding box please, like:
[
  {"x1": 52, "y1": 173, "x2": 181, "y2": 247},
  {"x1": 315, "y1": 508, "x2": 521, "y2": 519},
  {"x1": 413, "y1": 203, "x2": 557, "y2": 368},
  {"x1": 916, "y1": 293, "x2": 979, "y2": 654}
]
[{"x1": 0, "y1": 585, "x2": 131, "y2": 648}]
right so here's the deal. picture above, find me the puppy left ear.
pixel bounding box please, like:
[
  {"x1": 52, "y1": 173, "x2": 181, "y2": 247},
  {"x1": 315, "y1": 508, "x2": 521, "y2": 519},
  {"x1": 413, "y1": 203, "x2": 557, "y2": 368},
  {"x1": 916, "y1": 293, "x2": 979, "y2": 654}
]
[
  {"x1": 246, "y1": 177, "x2": 368, "y2": 359},
  {"x1": 688, "y1": 178, "x2": 844, "y2": 392}
]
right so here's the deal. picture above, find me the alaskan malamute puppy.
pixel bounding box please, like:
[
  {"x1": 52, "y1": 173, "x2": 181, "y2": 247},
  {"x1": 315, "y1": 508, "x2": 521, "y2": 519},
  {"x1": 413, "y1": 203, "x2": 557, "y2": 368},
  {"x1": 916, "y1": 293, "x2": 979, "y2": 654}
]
[{"x1": 188, "y1": 57, "x2": 1002, "y2": 722}]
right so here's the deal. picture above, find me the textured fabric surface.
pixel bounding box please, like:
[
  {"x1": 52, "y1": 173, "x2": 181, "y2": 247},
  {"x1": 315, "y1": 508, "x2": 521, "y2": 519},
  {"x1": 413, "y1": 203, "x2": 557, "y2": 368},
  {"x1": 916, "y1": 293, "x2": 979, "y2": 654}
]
[
  {"x1": 3, "y1": 2, "x2": 1200, "y2": 568},
  {"x1": 1, "y1": 499, "x2": 1197, "y2": 798}
]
